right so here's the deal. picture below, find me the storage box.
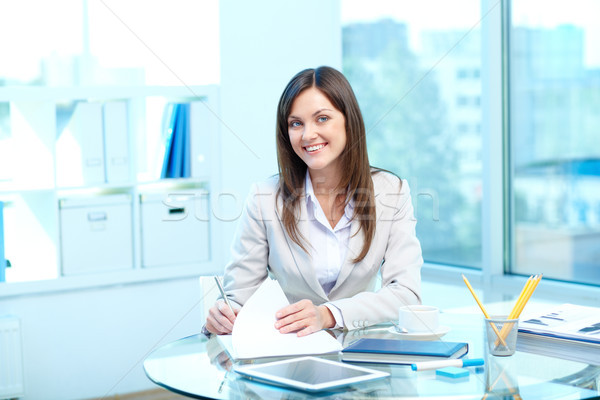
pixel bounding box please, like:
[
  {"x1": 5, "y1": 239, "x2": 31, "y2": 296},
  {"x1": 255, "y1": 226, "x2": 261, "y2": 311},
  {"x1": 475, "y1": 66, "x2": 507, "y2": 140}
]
[
  {"x1": 59, "y1": 195, "x2": 133, "y2": 275},
  {"x1": 139, "y1": 190, "x2": 210, "y2": 268}
]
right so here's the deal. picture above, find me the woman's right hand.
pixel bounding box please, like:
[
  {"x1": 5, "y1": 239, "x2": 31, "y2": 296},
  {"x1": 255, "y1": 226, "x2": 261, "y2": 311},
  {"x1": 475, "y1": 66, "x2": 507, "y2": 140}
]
[{"x1": 205, "y1": 300, "x2": 239, "y2": 334}]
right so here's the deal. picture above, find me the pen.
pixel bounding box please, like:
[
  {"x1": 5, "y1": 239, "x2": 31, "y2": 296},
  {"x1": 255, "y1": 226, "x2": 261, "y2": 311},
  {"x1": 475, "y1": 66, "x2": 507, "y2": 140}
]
[
  {"x1": 214, "y1": 276, "x2": 235, "y2": 315},
  {"x1": 411, "y1": 358, "x2": 484, "y2": 371}
]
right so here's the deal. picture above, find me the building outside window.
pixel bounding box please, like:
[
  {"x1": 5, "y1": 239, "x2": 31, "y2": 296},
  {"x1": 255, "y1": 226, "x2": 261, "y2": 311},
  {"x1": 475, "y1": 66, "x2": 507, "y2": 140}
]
[
  {"x1": 509, "y1": 1, "x2": 600, "y2": 285},
  {"x1": 342, "y1": 1, "x2": 483, "y2": 269},
  {"x1": 342, "y1": 0, "x2": 600, "y2": 288}
]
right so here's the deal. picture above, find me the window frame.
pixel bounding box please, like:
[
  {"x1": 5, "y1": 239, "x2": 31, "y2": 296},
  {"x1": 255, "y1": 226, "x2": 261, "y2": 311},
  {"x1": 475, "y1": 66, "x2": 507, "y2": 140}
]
[{"x1": 421, "y1": 0, "x2": 600, "y2": 304}]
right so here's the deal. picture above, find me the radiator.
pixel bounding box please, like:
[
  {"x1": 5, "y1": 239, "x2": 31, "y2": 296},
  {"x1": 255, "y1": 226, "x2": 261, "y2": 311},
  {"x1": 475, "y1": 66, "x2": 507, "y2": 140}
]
[{"x1": 0, "y1": 316, "x2": 24, "y2": 399}]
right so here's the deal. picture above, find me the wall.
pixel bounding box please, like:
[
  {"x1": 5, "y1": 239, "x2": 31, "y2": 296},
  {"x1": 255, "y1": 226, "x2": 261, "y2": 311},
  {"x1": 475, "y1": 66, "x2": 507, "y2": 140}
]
[
  {"x1": 217, "y1": 0, "x2": 342, "y2": 256},
  {"x1": 0, "y1": 278, "x2": 204, "y2": 399},
  {"x1": 0, "y1": 1, "x2": 342, "y2": 399}
]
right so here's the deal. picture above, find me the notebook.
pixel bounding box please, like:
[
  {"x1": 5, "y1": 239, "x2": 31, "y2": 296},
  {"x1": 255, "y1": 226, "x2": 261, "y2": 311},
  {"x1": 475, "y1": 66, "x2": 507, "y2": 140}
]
[{"x1": 341, "y1": 338, "x2": 468, "y2": 364}]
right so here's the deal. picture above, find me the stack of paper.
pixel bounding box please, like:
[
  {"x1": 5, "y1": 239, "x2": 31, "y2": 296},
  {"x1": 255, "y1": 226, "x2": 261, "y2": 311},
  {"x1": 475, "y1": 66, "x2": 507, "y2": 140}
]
[
  {"x1": 518, "y1": 303, "x2": 600, "y2": 365},
  {"x1": 217, "y1": 279, "x2": 343, "y2": 360}
]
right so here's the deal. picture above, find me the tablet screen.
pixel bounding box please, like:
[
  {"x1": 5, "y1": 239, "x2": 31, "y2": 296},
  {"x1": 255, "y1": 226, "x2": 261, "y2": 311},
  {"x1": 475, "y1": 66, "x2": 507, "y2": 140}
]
[{"x1": 234, "y1": 356, "x2": 389, "y2": 392}]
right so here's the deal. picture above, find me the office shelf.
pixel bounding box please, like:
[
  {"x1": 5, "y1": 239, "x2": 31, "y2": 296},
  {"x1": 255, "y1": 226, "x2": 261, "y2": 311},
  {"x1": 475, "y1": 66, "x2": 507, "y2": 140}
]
[{"x1": 0, "y1": 85, "x2": 221, "y2": 283}]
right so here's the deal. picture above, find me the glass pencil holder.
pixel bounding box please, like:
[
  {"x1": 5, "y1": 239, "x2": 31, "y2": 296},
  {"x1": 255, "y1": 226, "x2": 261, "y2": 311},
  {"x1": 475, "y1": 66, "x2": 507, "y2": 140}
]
[{"x1": 484, "y1": 316, "x2": 519, "y2": 356}]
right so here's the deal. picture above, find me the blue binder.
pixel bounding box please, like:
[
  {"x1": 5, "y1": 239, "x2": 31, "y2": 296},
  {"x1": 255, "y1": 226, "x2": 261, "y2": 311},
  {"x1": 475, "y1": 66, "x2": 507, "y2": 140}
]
[
  {"x1": 0, "y1": 201, "x2": 5, "y2": 282},
  {"x1": 161, "y1": 103, "x2": 191, "y2": 179}
]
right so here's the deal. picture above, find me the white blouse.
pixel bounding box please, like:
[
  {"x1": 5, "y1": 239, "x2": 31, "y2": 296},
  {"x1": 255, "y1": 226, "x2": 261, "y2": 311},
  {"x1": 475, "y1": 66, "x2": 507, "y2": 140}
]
[{"x1": 304, "y1": 172, "x2": 354, "y2": 326}]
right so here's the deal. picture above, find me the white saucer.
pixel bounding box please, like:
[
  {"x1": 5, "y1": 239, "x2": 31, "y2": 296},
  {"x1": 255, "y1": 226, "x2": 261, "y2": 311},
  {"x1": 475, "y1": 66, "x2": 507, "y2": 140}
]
[{"x1": 387, "y1": 326, "x2": 451, "y2": 340}]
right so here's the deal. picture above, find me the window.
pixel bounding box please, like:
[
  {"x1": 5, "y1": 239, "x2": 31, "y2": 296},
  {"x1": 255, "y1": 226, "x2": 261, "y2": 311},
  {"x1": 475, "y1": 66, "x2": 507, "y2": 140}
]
[
  {"x1": 0, "y1": 1, "x2": 219, "y2": 87},
  {"x1": 342, "y1": 1, "x2": 483, "y2": 268},
  {"x1": 457, "y1": 68, "x2": 480, "y2": 80},
  {"x1": 457, "y1": 96, "x2": 470, "y2": 107},
  {"x1": 508, "y1": 1, "x2": 600, "y2": 285},
  {"x1": 341, "y1": 1, "x2": 600, "y2": 290}
]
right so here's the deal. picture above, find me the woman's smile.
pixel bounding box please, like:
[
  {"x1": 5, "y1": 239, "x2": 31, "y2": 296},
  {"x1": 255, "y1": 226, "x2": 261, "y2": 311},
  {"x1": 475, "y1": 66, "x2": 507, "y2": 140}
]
[{"x1": 304, "y1": 143, "x2": 328, "y2": 153}]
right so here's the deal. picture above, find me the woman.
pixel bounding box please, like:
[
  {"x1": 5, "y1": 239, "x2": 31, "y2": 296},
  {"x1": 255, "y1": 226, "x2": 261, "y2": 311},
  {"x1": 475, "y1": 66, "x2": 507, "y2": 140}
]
[{"x1": 206, "y1": 66, "x2": 422, "y2": 336}]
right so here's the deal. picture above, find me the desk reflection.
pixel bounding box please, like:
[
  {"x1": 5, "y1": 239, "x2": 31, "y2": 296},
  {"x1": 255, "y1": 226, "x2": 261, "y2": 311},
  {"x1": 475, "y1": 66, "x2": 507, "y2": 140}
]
[{"x1": 144, "y1": 316, "x2": 600, "y2": 399}]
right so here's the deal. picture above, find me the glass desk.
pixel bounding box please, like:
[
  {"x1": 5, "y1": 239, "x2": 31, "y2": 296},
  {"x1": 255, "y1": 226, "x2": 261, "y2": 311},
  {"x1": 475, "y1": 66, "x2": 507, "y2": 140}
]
[{"x1": 143, "y1": 313, "x2": 600, "y2": 399}]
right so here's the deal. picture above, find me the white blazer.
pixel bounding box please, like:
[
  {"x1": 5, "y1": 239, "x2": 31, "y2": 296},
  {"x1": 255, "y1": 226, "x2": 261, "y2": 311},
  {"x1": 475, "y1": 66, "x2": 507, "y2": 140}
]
[{"x1": 222, "y1": 170, "x2": 423, "y2": 330}]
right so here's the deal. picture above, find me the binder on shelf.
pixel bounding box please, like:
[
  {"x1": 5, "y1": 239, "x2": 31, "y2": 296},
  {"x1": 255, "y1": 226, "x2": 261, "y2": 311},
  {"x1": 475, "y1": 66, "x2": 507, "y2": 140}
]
[
  {"x1": 103, "y1": 101, "x2": 131, "y2": 183},
  {"x1": 0, "y1": 201, "x2": 5, "y2": 282},
  {"x1": 190, "y1": 100, "x2": 211, "y2": 178},
  {"x1": 161, "y1": 103, "x2": 191, "y2": 179},
  {"x1": 56, "y1": 102, "x2": 106, "y2": 187}
]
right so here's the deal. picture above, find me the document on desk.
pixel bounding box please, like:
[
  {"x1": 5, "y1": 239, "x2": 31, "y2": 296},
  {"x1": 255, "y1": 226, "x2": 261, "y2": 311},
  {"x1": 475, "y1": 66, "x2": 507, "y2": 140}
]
[{"x1": 217, "y1": 278, "x2": 343, "y2": 360}]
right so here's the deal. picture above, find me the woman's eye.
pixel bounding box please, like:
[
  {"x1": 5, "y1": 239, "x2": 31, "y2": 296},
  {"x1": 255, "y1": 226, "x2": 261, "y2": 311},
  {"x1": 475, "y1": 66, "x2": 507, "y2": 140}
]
[
  {"x1": 317, "y1": 116, "x2": 329, "y2": 123},
  {"x1": 289, "y1": 121, "x2": 301, "y2": 128}
]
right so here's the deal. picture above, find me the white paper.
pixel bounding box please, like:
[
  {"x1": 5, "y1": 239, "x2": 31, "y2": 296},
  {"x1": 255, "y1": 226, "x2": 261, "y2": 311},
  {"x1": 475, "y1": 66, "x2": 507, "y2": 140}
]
[
  {"x1": 520, "y1": 303, "x2": 600, "y2": 343},
  {"x1": 221, "y1": 279, "x2": 342, "y2": 360}
]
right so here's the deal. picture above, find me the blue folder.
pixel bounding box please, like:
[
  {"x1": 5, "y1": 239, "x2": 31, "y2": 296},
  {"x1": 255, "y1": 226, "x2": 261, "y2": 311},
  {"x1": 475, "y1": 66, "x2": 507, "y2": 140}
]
[
  {"x1": 161, "y1": 103, "x2": 191, "y2": 179},
  {"x1": 0, "y1": 201, "x2": 5, "y2": 282}
]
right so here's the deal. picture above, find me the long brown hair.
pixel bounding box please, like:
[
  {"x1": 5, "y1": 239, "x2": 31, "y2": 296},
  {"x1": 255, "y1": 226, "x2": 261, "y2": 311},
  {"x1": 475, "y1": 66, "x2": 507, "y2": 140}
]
[{"x1": 276, "y1": 66, "x2": 376, "y2": 263}]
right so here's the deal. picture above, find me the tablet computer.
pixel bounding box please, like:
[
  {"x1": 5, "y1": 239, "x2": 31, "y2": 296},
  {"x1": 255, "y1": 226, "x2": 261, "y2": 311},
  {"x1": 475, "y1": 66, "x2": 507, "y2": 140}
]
[{"x1": 233, "y1": 356, "x2": 389, "y2": 392}]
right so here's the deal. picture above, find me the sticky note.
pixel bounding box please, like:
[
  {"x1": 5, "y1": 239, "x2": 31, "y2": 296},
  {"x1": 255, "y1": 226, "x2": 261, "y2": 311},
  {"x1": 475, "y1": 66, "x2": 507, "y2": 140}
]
[{"x1": 436, "y1": 367, "x2": 470, "y2": 378}]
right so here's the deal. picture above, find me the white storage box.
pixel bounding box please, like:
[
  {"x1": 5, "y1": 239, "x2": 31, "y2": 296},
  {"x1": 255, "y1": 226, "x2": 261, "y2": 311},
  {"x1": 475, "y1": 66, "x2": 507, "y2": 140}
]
[
  {"x1": 139, "y1": 190, "x2": 210, "y2": 268},
  {"x1": 59, "y1": 194, "x2": 133, "y2": 275}
]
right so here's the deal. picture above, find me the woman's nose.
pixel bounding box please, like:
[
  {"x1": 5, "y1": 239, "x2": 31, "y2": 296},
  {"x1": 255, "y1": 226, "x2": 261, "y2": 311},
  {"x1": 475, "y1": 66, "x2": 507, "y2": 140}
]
[{"x1": 302, "y1": 123, "x2": 318, "y2": 140}]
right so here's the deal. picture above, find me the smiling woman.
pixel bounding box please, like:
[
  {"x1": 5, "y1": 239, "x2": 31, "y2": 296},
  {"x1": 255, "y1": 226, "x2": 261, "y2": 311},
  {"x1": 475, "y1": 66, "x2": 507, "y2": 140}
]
[
  {"x1": 286, "y1": 87, "x2": 348, "y2": 230},
  {"x1": 205, "y1": 66, "x2": 424, "y2": 336},
  {"x1": 276, "y1": 67, "x2": 374, "y2": 262},
  {"x1": 0, "y1": 3, "x2": 349, "y2": 399}
]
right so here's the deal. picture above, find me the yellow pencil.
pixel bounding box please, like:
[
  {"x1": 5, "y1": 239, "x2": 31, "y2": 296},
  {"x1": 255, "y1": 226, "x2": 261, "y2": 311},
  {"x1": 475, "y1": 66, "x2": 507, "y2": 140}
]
[
  {"x1": 461, "y1": 274, "x2": 507, "y2": 346},
  {"x1": 496, "y1": 274, "x2": 542, "y2": 345},
  {"x1": 514, "y1": 274, "x2": 542, "y2": 318},
  {"x1": 493, "y1": 275, "x2": 534, "y2": 346},
  {"x1": 508, "y1": 275, "x2": 534, "y2": 319}
]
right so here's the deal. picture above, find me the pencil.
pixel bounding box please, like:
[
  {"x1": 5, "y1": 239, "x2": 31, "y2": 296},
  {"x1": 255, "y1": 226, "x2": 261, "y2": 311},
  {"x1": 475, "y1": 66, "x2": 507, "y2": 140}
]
[
  {"x1": 511, "y1": 274, "x2": 541, "y2": 321},
  {"x1": 496, "y1": 274, "x2": 542, "y2": 345},
  {"x1": 493, "y1": 275, "x2": 534, "y2": 346},
  {"x1": 461, "y1": 274, "x2": 507, "y2": 346},
  {"x1": 508, "y1": 275, "x2": 535, "y2": 319},
  {"x1": 515, "y1": 274, "x2": 542, "y2": 318}
]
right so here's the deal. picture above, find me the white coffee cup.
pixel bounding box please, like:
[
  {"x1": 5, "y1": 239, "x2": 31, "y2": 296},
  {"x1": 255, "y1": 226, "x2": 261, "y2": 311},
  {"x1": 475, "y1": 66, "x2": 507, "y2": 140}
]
[{"x1": 398, "y1": 305, "x2": 439, "y2": 333}]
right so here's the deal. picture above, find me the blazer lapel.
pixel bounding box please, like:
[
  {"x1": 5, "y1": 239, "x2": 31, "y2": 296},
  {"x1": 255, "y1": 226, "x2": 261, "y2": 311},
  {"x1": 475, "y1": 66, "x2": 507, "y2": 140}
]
[
  {"x1": 275, "y1": 193, "x2": 328, "y2": 300},
  {"x1": 329, "y1": 219, "x2": 364, "y2": 293},
  {"x1": 329, "y1": 190, "x2": 385, "y2": 294}
]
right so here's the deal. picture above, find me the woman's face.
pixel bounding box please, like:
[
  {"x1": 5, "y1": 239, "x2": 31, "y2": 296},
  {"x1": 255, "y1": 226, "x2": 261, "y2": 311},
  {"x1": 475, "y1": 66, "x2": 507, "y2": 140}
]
[{"x1": 287, "y1": 87, "x2": 347, "y2": 179}]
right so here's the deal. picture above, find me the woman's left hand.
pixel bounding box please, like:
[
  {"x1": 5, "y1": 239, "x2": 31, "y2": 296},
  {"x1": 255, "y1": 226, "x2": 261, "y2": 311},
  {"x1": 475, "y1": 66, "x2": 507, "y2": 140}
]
[{"x1": 274, "y1": 299, "x2": 335, "y2": 337}]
